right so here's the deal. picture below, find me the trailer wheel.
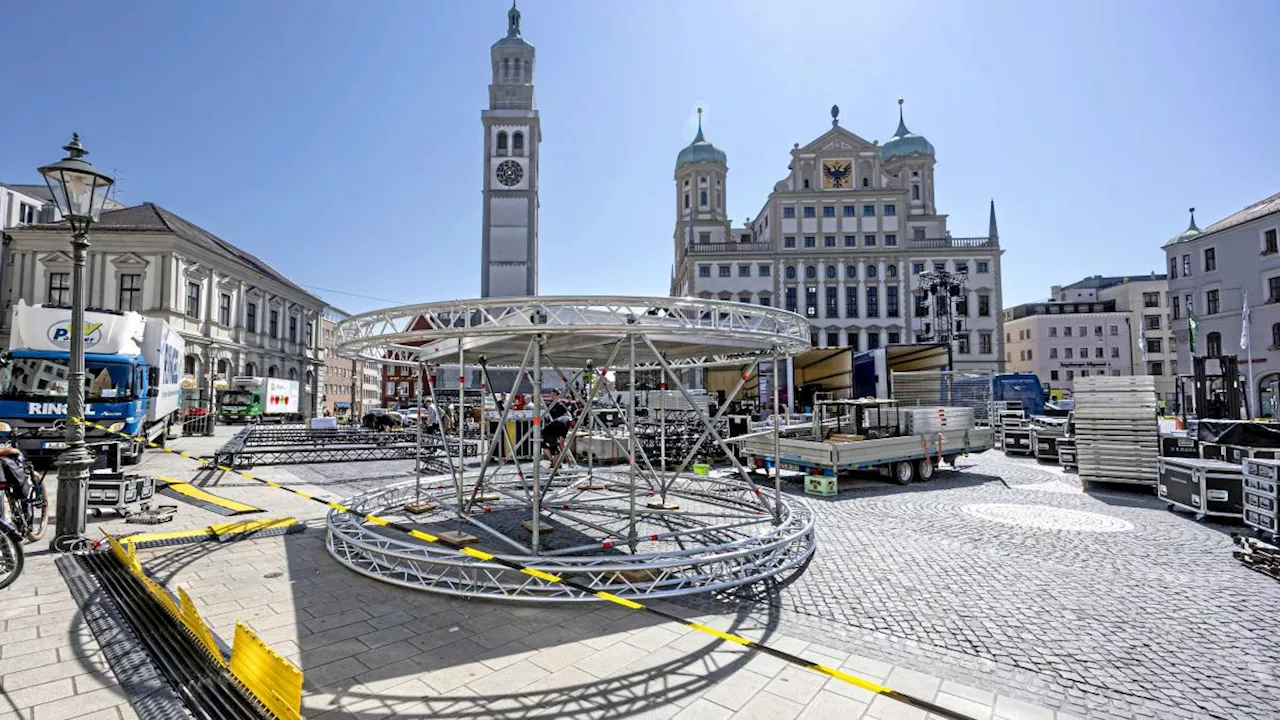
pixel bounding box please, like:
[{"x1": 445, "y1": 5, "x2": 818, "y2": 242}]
[
  {"x1": 916, "y1": 459, "x2": 935, "y2": 482},
  {"x1": 894, "y1": 461, "x2": 915, "y2": 485}
]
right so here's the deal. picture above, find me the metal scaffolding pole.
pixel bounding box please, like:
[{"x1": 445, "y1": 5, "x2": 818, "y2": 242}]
[
  {"x1": 773, "y1": 350, "x2": 783, "y2": 509},
  {"x1": 457, "y1": 339, "x2": 466, "y2": 509},
  {"x1": 415, "y1": 361, "x2": 425, "y2": 503},
  {"x1": 628, "y1": 333, "x2": 638, "y2": 553},
  {"x1": 531, "y1": 336, "x2": 544, "y2": 554}
]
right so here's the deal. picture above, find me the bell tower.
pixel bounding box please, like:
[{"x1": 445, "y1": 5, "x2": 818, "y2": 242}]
[{"x1": 480, "y1": 2, "x2": 540, "y2": 298}]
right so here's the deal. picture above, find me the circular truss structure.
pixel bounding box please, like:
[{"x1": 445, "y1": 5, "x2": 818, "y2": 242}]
[{"x1": 327, "y1": 296, "x2": 816, "y2": 601}]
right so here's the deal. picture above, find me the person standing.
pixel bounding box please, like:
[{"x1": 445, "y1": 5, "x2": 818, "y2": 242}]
[{"x1": 423, "y1": 399, "x2": 442, "y2": 435}]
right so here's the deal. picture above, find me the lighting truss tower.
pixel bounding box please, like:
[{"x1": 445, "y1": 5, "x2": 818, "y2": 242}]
[{"x1": 915, "y1": 269, "x2": 969, "y2": 344}]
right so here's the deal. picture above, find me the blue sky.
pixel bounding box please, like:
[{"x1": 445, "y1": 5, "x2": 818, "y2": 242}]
[{"x1": 2, "y1": 0, "x2": 1276, "y2": 314}]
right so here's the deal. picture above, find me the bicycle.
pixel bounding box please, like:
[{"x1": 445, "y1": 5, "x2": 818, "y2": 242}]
[{"x1": 0, "y1": 422, "x2": 49, "y2": 589}]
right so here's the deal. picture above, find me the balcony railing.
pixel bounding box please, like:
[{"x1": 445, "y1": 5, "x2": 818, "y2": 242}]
[
  {"x1": 907, "y1": 236, "x2": 995, "y2": 249},
  {"x1": 687, "y1": 241, "x2": 774, "y2": 253}
]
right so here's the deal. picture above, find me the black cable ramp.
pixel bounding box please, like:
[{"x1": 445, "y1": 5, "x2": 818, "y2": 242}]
[{"x1": 68, "y1": 550, "x2": 268, "y2": 719}]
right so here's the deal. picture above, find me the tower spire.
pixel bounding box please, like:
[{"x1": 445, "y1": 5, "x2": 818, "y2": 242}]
[
  {"x1": 988, "y1": 199, "x2": 999, "y2": 241},
  {"x1": 1187, "y1": 206, "x2": 1200, "y2": 232},
  {"x1": 895, "y1": 97, "x2": 910, "y2": 137},
  {"x1": 694, "y1": 107, "x2": 705, "y2": 142},
  {"x1": 507, "y1": 1, "x2": 521, "y2": 37}
]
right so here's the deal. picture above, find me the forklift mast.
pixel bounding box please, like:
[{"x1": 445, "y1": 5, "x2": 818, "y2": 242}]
[{"x1": 1192, "y1": 355, "x2": 1247, "y2": 420}]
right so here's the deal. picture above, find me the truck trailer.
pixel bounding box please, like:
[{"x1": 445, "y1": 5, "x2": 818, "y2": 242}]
[
  {"x1": 0, "y1": 301, "x2": 185, "y2": 463},
  {"x1": 217, "y1": 376, "x2": 301, "y2": 423}
]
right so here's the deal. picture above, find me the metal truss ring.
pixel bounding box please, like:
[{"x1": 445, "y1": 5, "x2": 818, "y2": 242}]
[{"x1": 325, "y1": 469, "x2": 817, "y2": 602}]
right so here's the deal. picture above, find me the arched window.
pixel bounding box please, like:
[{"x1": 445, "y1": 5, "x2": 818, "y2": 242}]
[
  {"x1": 496, "y1": 131, "x2": 508, "y2": 156},
  {"x1": 244, "y1": 362, "x2": 256, "y2": 377},
  {"x1": 502, "y1": 58, "x2": 510, "y2": 79},
  {"x1": 683, "y1": 193, "x2": 689, "y2": 209},
  {"x1": 268, "y1": 365, "x2": 278, "y2": 378},
  {"x1": 699, "y1": 190, "x2": 708, "y2": 207},
  {"x1": 1272, "y1": 323, "x2": 1280, "y2": 349},
  {"x1": 862, "y1": 177, "x2": 869, "y2": 188},
  {"x1": 513, "y1": 131, "x2": 524, "y2": 155},
  {"x1": 912, "y1": 185, "x2": 921, "y2": 200},
  {"x1": 183, "y1": 355, "x2": 197, "y2": 376},
  {"x1": 805, "y1": 265, "x2": 816, "y2": 280},
  {"x1": 825, "y1": 266, "x2": 836, "y2": 280},
  {"x1": 216, "y1": 359, "x2": 229, "y2": 377},
  {"x1": 887, "y1": 264, "x2": 898, "y2": 278},
  {"x1": 785, "y1": 266, "x2": 796, "y2": 280},
  {"x1": 288, "y1": 368, "x2": 298, "y2": 381},
  {"x1": 867, "y1": 265, "x2": 878, "y2": 279},
  {"x1": 846, "y1": 266, "x2": 856, "y2": 280},
  {"x1": 1206, "y1": 332, "x2": 1222, "y2": 357}
]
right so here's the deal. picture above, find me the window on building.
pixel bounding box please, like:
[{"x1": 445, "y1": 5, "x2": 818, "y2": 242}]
[
  {"x1": 1204, "y1": 248, "x2": 1216, "y2": 272},
  {"x1": 825, "y1": 265, "x2": 837, "y2": 280},
  {"x1": 698, "y1": 265, "x2": 711, "y2": 278},
  {"x1": 865, "y1": 235, "x2": 877, "y2": 247},
  {"x1": 862, "y1": 205, "x2": 875, "y2": 217},
  {"x1": 1266, "y1": 229, "x2": 1278, "y2": 255},
  {"x1": 976, "y1": 261, "x2": 989, "y2": 273},
  {"x1": 1081, "y1": 370, "x2": 1090, "y2": 378},
  {"x1": 1048, "y1": 326, "x2": 1058, "y2": 337},
  {"x1": 884, "y1": 234, "x2": 897, "y2": 247},
  {"x1": 912, "y1": 262, "x2": 925, "y2": 274},
  {"x1": 934, "y1": 262, "x2": 946, "y2": 272},
  {"x1": 843, "y1": 206, "x2": 855, "y2": 217},
  {"x1": 1067, "y1": 370, "x2": 1075, "y2": 380},
  {"x1": 186, "y1": 282, "x2": 201, "y2": 318},
  {"x1": 738, "y1": 293, "x2": 752, "y2": 304},
  {"x1": 1272, "y1": 323, "x2": 1280, "y2": 349},
  {"x1": 825, "y1": 286, "x2": 837, "y2": 318},
  {"x1": 1094, "y1": 325, "x2": 1102, "y2": 336},
  {"x1": 803, "y1": 236, "x2": 816, "y2": 248},
  {"x1": 759, "y1": 295, "x2": 771, "y2": 307},
  {"x1": 783, "y1": 207, "x2": 795, "y2": 219},
  {"x1": 1065, "y1": 348, "x2": 1074, "y2": 359},
  {"x1": 884, "y1": 204, "x2": 896, "y2": 216},
  {"x1": 826, "y1": 331, "x2": 840, "y2": 347},
  {"x1": 1094, "y1": 346, "x2": 1103, "y2": 358},
  {"x1": 1171, "y1": 295, "x2": 1181, "y2": 319},
  {"x1": 956, "y1": 295, "x2": 969, "y2": 317},
  {"x1": 912, "y1": 185, "x2": 921, "y2": 201},
  {"x1": 698, "y1": 232, "x2": 711, "y2": 244},
  {"x1": 735, "y1": 264, "x2": 750, "y2": 278},
  {"x1": 805, "y1": 265, "x2": 817, "y2": 280},
  {"x1": 1050, "y1": 370, "x2": 1059, "y2": 381},
  {"x1": 1027, "y1": 348, "x2": 1033, "y2": 361},
  {"x1": 865, "y1": 265, "x2": 877, "y2": 280},
  {"x1": 849, "y1": 332, "x2": 860, "y2": 352},
  {"x1": 1018, "y1": 350, "x2": 1025, "y2": 362},
  {"x1": 805, "y1": 287, "x2": 818, "y2": 317},
  {"x1": 18, "y1": 203, "x2": 36, "y2": 225},
  {"x1": 1110, "y1": 346, "x2": 1119, "y2": 358},
  {"x1": 1185, "y1": 293, "x2": 1194, "y2": 314},
  {"x1": 1050, "y1": 347, "x2": 1059, "y2": 359},
  {"x1": 1207, "y1": 332, "x2": 1222, "y2": 357},
  {"x1": 785, "y1": 266, "x2": 796, "y2": 280},
  {"x1": 1078, "y1": 346, "x2": 1088, "y2": 358},
  {"x1": 739, "y1": 233, "x2": 751, "y2": 244},
  {"x1": 1064, "y1": 326, "x2": 1073, "y2": 337},
  {"x1": 955, "y1": 262, "x2": 969, "y2": 274},
  {"x1": 1148, "y1": 361, "x2": 1164, "y2": 376},
  {"x1": 219, "y1": 293, "x2": 231, "y2": 325},
  {"x1": 887, "y1": 286, "x2": 900, "y2": 317},
  {"x1": 758, "y1": 264, "x2": 771, "y2": 277},
  {"x1": 1145, "y1": 314, "x2": 1161, "y2": 330},
  {"x1": 844, "y1": 235, "x2": 856, "y2": 247},
  {"x1": 289, "y1": 317, "x2": 298, "y2": 343},
  {"x1": 718, "y1": 264, "x2": 731, "y2": 277},
  {"x1": 862, "y1": 177, "x2": 870, "y2": 188},
  {"x1": 269, "y1": 310, "x2": 279, "y2": 337},
  {"x1": 111, "y1": 273, "x2": 143, "y2": 312},
  {"x1": 47, "y1": 272, "x2": 70, "y2": 305},
  {"x1": 866, "y1": 287, "x2": 879, "y2": 318},
  {"x1": 957, "y1": 334, "x2": 970, "y2": 354},
  {"x1": 1078, "y1": 325, "x2": 1087, "y2": 337},
  {"x1": 867, "y1": 331, "x2": 881, "y2": 349},
  {"x1": 700, "y1": 190, "x2": 708, "y2": 206},
  {"x1": 846, "y1": 287, "x2": 858, "y2": 318},
  {"x1": 1270, "y1": 276, "x2": 1280, "y2": 303},
  {"x1": 246, "y1": 302, "x2": 257, "y2": 332},
  {"x1": 784, "y1": 236, "x2": 796, "y2": 248},
  {"x1": 822, "y1": 206, "x2": 835, "y2": 218},
  {"x1": 1206, "y1": 289, "x2": 1220, "y2": 315},
  {"x1": 1169, "y1": 257, "x2": 1177, "y2": 279},
  {"x1": 843, "y1": 265, "x2": 855, "y2": 280},
  {"x1": 804, "y1": 179, "x2": 811, "y2": 190},
  {"x1": 785, "y1": 287, "x2": 797, "y2": 312},
  {"x1": 1145, "y1": 337, "x2": 1162, "y2": 354},
  {"x1": 1181, "y1": 254, "x2": 1190, "y2": 277},
  {"x1": 824, "y1": 235, "x2": 836, "y2": 247},
  {"x1": 803, "y1": 206, "x2": 815, "y2": 218}
]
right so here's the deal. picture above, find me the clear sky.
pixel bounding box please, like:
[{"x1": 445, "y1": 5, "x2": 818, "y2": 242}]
[{"x1": 2, "y1": 0, "x2": 1276, "y2": 314}]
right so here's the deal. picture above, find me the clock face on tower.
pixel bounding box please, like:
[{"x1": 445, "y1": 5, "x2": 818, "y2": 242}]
[
  {"x1": 495, "y1": 160, "x2": 524, "y2": 187},
  {"x1": 821, "y1": 159, "x2": 853, "y2": 189}
]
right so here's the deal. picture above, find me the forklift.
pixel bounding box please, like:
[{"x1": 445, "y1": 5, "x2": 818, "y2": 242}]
[{"x1": 1175, "y1": 355, "x2": 1248, "y2": 422}]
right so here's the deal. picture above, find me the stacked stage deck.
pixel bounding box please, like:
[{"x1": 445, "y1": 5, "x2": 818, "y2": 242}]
[{"x1": 1073, "y1": 375, "x2": 1160, "y2": 485}]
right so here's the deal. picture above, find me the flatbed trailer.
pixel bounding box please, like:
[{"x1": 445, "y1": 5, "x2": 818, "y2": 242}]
[{"x1": 739, "y1": 425, "x2": 993, "y2": 486}]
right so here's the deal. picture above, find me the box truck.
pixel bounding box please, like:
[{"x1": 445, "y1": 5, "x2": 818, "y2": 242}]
[
  {"x1": 0, "y1": 301, "x2": 185, "y2": 463},
  {"x1": 217, "y1": 376, "x2": 301, "y2": 423}
]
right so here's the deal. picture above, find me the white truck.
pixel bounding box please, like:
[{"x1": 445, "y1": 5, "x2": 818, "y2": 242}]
[
  {"x1": 0, "y1": 301, "x2": 185, "y2": 463},
  {"x1": 217, "y1": 376, "x2": 301, "y2": 423}
]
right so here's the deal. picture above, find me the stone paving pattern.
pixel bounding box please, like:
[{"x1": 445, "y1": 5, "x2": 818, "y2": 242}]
[{"x1": 0, "y1": 426, "x2": 1274, "y2": 718}]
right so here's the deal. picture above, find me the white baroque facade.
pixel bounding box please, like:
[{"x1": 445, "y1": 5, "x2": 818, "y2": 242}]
[
  {"x1": 670, "y1": 102, "x2": 1004, "y2": 371},
  {"x1": 0, "y1": 202, "x2": 326, "y2": 413}
]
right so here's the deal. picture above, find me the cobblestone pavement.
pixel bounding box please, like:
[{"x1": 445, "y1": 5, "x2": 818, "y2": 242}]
[
  {"x1": 4, "y1": 427, "x2": 1274, "y2": 719},
  {"x1": 674, "y1": 452, "x2": 1280, "y2": 720}
]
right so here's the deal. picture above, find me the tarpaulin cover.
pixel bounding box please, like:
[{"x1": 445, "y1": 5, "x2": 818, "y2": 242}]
[{"x1": 1196, "y1": 420, "x2": 1280, "y2": 448}]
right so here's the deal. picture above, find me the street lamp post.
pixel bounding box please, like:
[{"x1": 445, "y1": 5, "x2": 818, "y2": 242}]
[{"x1": 39, "y1": 134, "x2": 115, "y2": 552}]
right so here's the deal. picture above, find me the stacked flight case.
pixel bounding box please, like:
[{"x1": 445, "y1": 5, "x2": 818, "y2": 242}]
[
  {"x1": 1242, "y1": 458, "x2": 1279, "y2": 540},
  {"x1": 1157, "y1": 456, "x2": 1244, "y2": 520},
  {"x1": 1030, "y1": 416, "x2": 1068, "y2": 462}
]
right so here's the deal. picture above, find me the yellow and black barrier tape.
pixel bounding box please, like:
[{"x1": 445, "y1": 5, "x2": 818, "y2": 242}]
[{"x1": 72, "y1": 418, "x2": 976, "y2": 720}]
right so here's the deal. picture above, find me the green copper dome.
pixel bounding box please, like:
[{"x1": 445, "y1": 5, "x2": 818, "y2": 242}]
[
  {"x1": 677, "y1": 109, "x2": 727, "y2": 167},
  {"x1": 881, "y1": 99, "x2": 935, "y2": 162},
  {"x1": 1163, "y1": 208, "x2": 1202, "y2": 247}
]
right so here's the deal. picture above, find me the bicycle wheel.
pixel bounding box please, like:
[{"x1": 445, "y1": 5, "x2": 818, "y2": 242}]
[
  {"x1": 0, "y1": 529, "x2": 24, "y2": 590},
  {"x1": 26, "y1": 474, "x2": 48, "y2": 542}
]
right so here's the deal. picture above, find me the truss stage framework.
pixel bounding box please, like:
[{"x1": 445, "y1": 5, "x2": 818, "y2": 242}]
[{"x1": 328, "y1": 296, "x2": 815, "y2": 601}]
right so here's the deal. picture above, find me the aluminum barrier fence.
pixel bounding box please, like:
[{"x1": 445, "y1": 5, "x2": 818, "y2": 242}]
[{"x1": 891, "y1": 370, "x2": 995, "y2": 426}]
